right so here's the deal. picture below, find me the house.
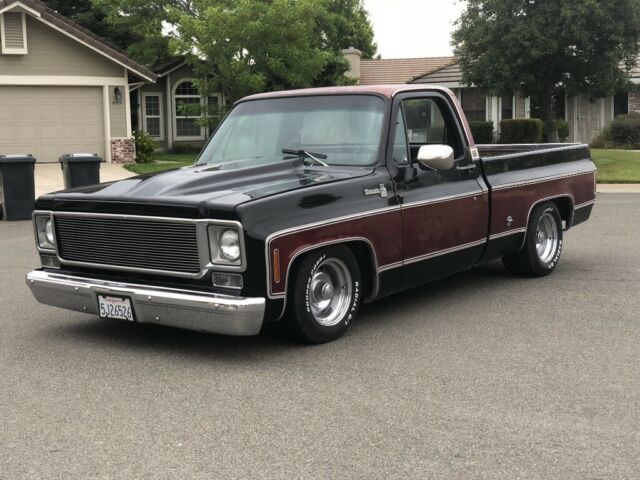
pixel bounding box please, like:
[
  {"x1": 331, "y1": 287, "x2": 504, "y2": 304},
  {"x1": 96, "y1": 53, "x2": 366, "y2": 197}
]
[
  {"x1": 132, "y1": 57, "x2": 225, "y2": 152},
  {"x1": 0, "y1": 0, "x2": 155, "y2": 163},
  {"x1": 343, "y1": 47, "x2": 640, "y2": 144}
]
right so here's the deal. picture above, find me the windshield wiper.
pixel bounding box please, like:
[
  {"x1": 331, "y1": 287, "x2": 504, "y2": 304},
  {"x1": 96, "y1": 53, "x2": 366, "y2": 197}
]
[{"x1": 282, "y1": 148, "x2": 329, "y2": 167}]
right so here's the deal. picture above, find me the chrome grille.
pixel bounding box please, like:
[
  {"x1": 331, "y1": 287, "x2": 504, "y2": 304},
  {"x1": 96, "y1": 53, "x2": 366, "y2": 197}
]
[{"x1": 54, "y1": 215, "x2": 202, "y2": 275}]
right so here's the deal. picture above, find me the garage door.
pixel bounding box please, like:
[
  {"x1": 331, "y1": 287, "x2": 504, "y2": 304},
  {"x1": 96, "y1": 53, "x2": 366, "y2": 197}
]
[{"x1": 0, "y1": 86, "x2": 104, "y2": 163}]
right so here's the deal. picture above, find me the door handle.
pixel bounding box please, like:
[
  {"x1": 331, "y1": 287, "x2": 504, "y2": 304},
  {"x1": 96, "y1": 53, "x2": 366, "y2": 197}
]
[{"x1": 456, "y1": 164, "x2": 477, "y2": 171}]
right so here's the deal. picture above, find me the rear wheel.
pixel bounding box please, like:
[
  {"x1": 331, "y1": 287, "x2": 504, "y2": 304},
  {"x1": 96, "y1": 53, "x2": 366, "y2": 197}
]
[
  {"x1": 503, "y1": 202, "x2": 563, "y2": 277},
  {"x1": 287, "y1": 246, "x2": 361, "y2": 344}
]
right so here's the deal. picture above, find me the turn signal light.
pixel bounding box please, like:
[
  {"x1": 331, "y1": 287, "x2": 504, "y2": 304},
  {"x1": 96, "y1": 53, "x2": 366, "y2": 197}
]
[
  {"x1": 212, "y1": 273, "x2": 243, "y2": 290},
  {"x1": 273, "y1": 249, "x2": 281, "y2": 284}
]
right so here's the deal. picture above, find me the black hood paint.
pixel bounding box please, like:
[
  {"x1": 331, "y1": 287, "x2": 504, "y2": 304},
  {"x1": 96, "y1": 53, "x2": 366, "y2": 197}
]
[{"x1": 36, "y1": 160, "x2": 373, "y2": 218}]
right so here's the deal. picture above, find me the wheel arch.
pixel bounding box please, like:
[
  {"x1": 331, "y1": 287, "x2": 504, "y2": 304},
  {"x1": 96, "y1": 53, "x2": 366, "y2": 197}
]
[
  {"x1": 519, "y1": 194, "x2": 574, "y2": 250},
  {"x1": 550, "y1": 196, "x2": 574, "y2": 229},
  {"x1": 526, "y1": 194, "x2": 574, "y2": 229},
  {"x1": 282, "y1": 238, "x2": 380, "y2": 314}
]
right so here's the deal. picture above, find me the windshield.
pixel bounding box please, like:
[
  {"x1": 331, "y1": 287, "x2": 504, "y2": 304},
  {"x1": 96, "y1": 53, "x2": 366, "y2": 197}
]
[{"x1": 197, "y1": 95, "x2": 386, "y2": 168}]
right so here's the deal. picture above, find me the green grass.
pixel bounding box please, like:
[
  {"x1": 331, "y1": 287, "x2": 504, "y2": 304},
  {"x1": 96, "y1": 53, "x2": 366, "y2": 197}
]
[
  {"x1": 124, "y1": 149, "x2": 640, "y2": 183},
  {"x1": 124, "y1": 152, "x2": 198, "y2": 175},
  {"x1": 591, "y1": 149, "x2": 640, "y2": 184}
]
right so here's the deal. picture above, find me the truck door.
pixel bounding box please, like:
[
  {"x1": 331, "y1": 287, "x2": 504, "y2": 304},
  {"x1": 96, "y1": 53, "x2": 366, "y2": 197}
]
[{"x1": 387, "y1": 91, "x2": 489, "y2": 288}]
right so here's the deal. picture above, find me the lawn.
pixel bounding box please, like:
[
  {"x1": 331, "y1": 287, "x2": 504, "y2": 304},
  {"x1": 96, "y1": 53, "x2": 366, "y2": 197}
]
[
  {"x1": 590, "y1": 149, "x2": 640, "y2": 184},
  {"x1": 124, "y1": 152, "x2": 197, "y2": 175},
  {"x1": 124, "y1": 149, "x2": 640, "y2": 183}
]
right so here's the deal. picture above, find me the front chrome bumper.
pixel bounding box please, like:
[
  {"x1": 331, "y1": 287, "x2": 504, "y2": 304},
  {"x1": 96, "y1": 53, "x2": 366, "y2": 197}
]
[{"x1": 26, "y1": 270, "x2": 265, "y2": 336}]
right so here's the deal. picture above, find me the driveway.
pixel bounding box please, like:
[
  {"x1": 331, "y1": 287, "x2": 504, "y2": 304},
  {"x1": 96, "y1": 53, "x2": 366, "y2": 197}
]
[
  {"x1": 1, "y1": 194, "x2": 639, "y2": 479},
  {"x1": 34, "y1": 163, "x2": 133, "y2": 197}
]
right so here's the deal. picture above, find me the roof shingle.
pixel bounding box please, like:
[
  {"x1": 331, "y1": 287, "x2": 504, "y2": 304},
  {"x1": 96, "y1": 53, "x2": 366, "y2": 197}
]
[{"x1": 359, "y1": 57, "x2": 456, "y2": 85}]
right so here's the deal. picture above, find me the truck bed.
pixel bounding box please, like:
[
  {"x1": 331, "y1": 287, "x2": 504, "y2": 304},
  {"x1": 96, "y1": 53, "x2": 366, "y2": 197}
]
[{"x1": 477, "y1": 142, "x2": 597, "y2": 262}]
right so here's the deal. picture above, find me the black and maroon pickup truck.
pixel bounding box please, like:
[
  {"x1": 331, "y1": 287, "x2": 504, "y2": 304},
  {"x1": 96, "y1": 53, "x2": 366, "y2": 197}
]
[{"x1": 27, "y1": 85, "x2": 596, "y2": 343}]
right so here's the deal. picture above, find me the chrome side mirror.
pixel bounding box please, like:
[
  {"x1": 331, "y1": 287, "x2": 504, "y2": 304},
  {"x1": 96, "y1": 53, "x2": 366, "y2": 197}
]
[{"x1": 417, "y1": 145, "x2": 455, "y2": 171}]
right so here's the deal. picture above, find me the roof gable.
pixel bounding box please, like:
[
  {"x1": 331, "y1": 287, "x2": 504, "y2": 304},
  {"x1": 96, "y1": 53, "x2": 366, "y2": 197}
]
[{"x1": 0, "y1": 0, "x2": 155, "y2": 81}]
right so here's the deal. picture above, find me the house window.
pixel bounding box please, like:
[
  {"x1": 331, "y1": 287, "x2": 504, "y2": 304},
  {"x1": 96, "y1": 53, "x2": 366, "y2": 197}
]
[
  {"x1": 1, "y1": 12, "x2": 28, "y2": 55},
  {"x1": 460, "y1": 89, "x2": 486, "y2": 121},
  {"x1": 142, "y1": 93, "x2": 163, "y2": 140},
  {"x1": 206, "y1": 94, "x2": 221, "y2": 134},
  {"x1": 501, "y1": 95, "x2": 514, "y2": 120},
  {"x1": 614, "y1": 92, "x2": 629, "y2": 117},
  {"x1": 174, "y1": 80, "x2": 204, "y2": 139}
]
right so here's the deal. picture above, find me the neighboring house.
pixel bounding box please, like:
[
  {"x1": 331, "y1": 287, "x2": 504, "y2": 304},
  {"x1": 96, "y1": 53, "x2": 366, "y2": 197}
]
[
  {"x1": 132, "y1": 57, "x2": 225, "y2": 151},
  {"x1": 0, "y1": 0, "x2": 155, "y2": 163},
  {"x1": 343, "y1": 47, "x2": 640, "y2": 144}
]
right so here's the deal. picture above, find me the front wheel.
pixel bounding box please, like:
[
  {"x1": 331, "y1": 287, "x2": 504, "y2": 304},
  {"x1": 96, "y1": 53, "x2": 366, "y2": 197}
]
[
  {"x1": 503, "y1": 202, "x2": 563, "y2": 277},
  {"x1": 287, "y1": 246, "x2": 361, "y2": 344}
]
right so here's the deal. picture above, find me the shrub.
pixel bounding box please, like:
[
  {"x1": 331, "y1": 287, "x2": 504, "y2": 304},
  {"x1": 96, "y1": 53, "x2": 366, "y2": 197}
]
[
  {"x1": 543, "y1": 119, "x2": 557, "y2": 141},
  {"x1": 556, "y1": 120, "x2": 570, "y2": 143},
  {"x1": 468, "y1": 121, "x2": 494, "y2": 144},
  {"x1": 499, "y1": 119, "x2": 544, "y2": 144},
  {"x1": 133, "y1": 130, "x2": 156, "y2": 164},
  {"x1": 609, "y1": 113, "x2": 640, "y2": 148},
  {"x1": 590, "y1": 128, "x2": 613, "y2": 149}
]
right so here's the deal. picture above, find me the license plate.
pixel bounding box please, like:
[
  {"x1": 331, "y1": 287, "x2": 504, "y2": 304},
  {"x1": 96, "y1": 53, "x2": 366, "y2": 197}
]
[{"x1": 97, "y1": 295, "x2": 134, "y2": 322}]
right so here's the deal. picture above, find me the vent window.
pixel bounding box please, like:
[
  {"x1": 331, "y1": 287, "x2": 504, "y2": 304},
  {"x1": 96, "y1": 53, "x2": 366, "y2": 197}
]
[{"x1": 1, "y1": 12, "x2": 28, "y2": 55}]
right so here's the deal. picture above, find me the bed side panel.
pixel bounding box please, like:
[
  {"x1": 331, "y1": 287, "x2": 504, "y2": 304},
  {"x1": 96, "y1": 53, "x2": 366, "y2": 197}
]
[{"x1": 481, "y1": 145, "x2": 596, "y2": 261}]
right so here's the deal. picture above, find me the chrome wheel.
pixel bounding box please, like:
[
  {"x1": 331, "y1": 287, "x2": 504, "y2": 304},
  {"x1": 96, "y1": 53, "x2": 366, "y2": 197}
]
[
  {"x1": 308, "y1": 258, "x2": 353, "y2": 327},
  {"x1": 535, "y1": 212, "x2": 559, "y2": 264}
]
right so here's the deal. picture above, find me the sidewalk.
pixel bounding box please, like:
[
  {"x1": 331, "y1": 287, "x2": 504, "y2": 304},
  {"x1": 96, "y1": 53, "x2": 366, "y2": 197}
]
[
  {"x1": 597, "y1": 184, "x2": 640, "y2": 193},
  {"x1": 35, "y1": 163, "x2": 134, "y2": 197}
]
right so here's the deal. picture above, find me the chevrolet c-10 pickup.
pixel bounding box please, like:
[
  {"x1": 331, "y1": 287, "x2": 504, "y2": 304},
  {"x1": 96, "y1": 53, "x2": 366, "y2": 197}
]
[{"x1": 27, "y1": 85, "x2": 597, "y2": 343}]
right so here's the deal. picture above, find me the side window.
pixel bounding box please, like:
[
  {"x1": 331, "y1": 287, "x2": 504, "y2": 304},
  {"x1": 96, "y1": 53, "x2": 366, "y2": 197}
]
[
  {"x1": 401, "y1": 98, "x2": 463, "y2": 161},
  {"x1": 392, "y1": 107, "x2": 409, "y2": 164}
]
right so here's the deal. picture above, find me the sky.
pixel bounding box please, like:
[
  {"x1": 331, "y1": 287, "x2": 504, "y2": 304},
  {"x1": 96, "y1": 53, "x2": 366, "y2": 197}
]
[{"x1": 363, "y1": 0, "x2": 467, "y2": 59}]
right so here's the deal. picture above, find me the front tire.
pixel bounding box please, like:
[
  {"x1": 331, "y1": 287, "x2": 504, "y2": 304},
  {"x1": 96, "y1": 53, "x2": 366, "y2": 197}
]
[
  {"x1": 503, "y1": 202, "x2": 563, "y2": 277},
  {"x1": 288, "y1": 246, "x2": 361, "y2": 344}
]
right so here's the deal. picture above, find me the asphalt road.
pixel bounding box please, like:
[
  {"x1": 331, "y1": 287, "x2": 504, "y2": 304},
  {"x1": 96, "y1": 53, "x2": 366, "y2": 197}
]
[{"x1": 1, "y1": 193, "x2": 639, "y2": 479}]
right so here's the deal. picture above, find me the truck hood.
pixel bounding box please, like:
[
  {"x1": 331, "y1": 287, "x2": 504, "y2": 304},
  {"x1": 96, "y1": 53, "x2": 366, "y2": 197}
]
[{"x1": 38, "y1": 160, "x2": 373, "y2": 217}]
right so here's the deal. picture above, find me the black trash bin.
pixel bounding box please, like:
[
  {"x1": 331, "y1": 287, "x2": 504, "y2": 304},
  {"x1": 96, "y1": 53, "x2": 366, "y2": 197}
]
[
  {"x1": 59, "y1": 153, "x2": 103, "y2": 189},
  {"x1": 0, "y1": 154, "x2": 36, "y2": 221}
]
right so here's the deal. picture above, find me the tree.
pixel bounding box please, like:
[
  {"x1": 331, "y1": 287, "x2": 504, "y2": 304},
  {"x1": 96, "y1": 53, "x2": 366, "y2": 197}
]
[
  {"x1": 43, "y1": 0, "x2": 151, "y2": 59},
  {"x1": 170, "y1": 0, "x2": 331, "y2": 102},
  {"x1": 312, "y1": 0, "x2": 378, "y2": 86},
  {"x1": 89, "y1": 0, "x2": 178, "y2": 64},
  {"x1": 97, "y1": 0, "x2": 376, "y2": 98},
  {"x1": 452, "y1": 0, "x2": 640, "y2": 136}
]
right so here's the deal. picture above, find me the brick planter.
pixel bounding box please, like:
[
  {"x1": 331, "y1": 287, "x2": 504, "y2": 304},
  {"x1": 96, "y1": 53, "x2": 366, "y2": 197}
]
[{"x1": 110, "y1": 138, "x2": 136, "y2": 163}]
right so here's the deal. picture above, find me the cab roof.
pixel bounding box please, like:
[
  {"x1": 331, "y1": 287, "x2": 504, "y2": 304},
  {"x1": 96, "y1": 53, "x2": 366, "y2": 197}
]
[{"x1": 240, "y1": 84, "x2": 456, "y2": 103}]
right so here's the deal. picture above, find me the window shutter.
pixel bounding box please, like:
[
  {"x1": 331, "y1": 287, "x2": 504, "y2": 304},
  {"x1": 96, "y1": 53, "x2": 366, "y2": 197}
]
[{"x1": 2, "y1": 12, "x2": 27, "y2": 53}]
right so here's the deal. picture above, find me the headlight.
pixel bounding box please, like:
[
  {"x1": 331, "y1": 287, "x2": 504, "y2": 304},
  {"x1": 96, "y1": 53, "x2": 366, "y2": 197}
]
[
  {"x1": 219, "y1": 229, "x2": 240, "y2": 261},
  {"x1": 34, "y1": 214, "x2": 56, "y2": 251},
  {"x1": 208, "y1": 224, "x2": 243, "y2": 268},
  {"x1": 45, "y1": 220, "x2": 55, "y2": 245}
]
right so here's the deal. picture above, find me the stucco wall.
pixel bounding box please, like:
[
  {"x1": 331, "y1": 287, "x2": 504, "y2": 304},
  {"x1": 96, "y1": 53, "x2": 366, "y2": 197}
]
[
  {"x1": 108, "y1": 85, "x2": 128, "y2": 138},
  {"x1": 629, "y1": 91, "x2": 640, "y2": 113}
]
